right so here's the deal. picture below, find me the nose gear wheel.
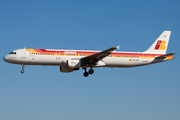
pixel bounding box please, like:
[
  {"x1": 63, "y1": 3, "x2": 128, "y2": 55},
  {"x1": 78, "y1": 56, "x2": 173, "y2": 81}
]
[{"x1": 21, "y1": 65, "x2": 25, "y2": 73}]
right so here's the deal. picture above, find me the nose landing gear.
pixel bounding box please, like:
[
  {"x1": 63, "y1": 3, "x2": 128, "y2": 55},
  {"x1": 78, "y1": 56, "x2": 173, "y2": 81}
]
[
  {"x1": 83, "y1": 68, "x2": 94, "y2": 77},
  {"x1": 21, "y1": 65, "x2": 25, "y2": 73}
]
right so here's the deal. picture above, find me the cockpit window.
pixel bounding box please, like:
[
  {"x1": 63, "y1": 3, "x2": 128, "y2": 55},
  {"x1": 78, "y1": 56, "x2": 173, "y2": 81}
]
[{"x1": 9, "y1": 52, "x2": 16, "y2": 54}]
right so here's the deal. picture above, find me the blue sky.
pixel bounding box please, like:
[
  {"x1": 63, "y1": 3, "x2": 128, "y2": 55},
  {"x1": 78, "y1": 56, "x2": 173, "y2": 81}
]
[{"x1": 1, "y1": 0, "x2": 180, "y2": 120}]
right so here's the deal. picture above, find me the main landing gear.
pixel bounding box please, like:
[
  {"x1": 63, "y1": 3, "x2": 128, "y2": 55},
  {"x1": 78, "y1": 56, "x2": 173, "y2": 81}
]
[
  {"x1": 83, "y1": 68, "x2": 94, "y2": 77},
  {"x1": 21, "y1": 65, "x2": 25, "y2": 73}
]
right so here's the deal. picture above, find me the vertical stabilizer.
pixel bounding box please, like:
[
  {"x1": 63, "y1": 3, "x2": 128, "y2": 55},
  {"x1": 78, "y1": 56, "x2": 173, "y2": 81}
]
[{"x1": 144, "y1": 31, "x2": 171, "y2": 54}]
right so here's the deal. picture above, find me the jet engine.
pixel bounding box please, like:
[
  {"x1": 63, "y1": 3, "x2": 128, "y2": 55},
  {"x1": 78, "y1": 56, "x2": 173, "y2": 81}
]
[
  {"x1": 60, "y1": 59, "x2": 81, "y2": 73},
  {"x1": 67, "y1": 59, "x2": 81, "y2": 68},
  {"x1": 60, "y1": 66, "x2": 74, "y2": 73}
]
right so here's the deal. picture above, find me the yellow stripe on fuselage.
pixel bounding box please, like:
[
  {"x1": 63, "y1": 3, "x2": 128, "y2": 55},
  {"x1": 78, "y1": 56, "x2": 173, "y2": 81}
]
[{"x1": 26, "y1": 49, "x2": 39, "y2": 53}]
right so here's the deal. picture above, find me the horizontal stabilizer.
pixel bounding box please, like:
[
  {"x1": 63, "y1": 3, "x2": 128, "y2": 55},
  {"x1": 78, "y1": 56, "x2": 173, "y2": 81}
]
[{"x1": 155, "y1": 53, "x2": 175, "y2": 59}]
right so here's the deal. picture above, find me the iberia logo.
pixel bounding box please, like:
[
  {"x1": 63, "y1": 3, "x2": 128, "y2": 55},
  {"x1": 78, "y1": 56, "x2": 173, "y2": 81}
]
[{"x1": 154, "y1": 40, "x2": 166, "y2": 50}]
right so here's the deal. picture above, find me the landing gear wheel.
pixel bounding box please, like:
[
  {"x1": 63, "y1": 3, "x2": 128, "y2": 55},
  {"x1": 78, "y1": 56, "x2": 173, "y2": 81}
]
[
  {"x1": 83, "y1": 72, "x2": 89, "y2": 77},
  {"x1": 89, "y1": 69, "x2": 94, "y2": 74},
  {"x1": 21, "y1": 65, "x2": 25, "y2": 74},
  {"x1": 21, "y1": 70, "x2": 24, "y2": 73}
]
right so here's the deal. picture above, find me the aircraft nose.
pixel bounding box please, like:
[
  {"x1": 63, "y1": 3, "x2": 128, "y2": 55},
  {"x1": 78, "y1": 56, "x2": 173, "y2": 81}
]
[{"x1": 3, "y1": 55, "x2": 8, "y2": 62}]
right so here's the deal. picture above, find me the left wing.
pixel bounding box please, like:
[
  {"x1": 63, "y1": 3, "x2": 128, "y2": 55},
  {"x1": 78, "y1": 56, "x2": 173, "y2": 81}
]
[{"x1": 81, "y1": 45, "x2": 120, "y2": 66}]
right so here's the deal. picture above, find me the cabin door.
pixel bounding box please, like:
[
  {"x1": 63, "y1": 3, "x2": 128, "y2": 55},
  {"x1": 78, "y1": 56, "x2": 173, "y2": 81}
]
[
  {"x1": 21, "y1": 49, "x2": 26, "y2": 58},
  {"x1": 56, "y1": 51, "x2": 60, "y2": 59}
]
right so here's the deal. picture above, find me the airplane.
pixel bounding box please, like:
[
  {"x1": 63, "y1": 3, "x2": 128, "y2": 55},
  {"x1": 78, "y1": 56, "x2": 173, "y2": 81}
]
[{"x1": 3, "y1": 31, "x2": 175, "y2": 77}]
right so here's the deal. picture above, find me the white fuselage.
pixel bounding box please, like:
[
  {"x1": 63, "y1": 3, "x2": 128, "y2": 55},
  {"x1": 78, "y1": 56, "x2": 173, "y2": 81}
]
[{"x1": 3, "y1": 48, "x2": 165, "y2": 68}]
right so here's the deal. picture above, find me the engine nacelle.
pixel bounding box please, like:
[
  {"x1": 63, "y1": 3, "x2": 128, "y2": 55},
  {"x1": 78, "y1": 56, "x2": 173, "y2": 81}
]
[
  {"x1": 60, "y1": 59, "x2": 81, "y2": 73},
  {"x1": 60, "y1": 66, "x2": 74, "y2": 73},
  {"x1": 67, "y1": 59, "x2": 81, "y2": 68}
]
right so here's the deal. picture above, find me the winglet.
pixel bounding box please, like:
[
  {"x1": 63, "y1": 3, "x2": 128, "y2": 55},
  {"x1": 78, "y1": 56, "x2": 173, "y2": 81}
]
[{"x1": 116, "y1": 45, "x2": 120, "y2": 50}]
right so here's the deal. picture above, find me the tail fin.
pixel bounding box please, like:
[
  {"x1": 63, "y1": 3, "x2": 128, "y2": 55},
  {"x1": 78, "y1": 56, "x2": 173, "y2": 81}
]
[{"x1": 144, "y1": 31, "x2": 171, "y2": 54}]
